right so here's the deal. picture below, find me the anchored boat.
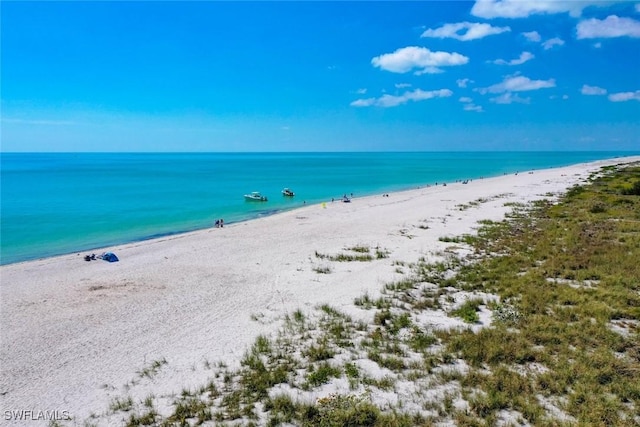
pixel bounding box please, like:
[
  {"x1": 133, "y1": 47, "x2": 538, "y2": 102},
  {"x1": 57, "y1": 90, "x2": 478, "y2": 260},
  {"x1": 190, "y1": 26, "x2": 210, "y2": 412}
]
[
  {"x1": 244, "y1": 192, "x2": 268, "y2": 202},
  {"x1": 281, "y1": 188, "x2": 295, "y2": 197}
]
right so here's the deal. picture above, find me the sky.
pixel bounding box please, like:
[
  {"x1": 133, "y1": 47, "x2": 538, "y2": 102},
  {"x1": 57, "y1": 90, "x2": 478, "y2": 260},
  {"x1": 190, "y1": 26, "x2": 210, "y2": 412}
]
[{"x1": 1, "y1": 0, "x2": 639, "y2": 152}]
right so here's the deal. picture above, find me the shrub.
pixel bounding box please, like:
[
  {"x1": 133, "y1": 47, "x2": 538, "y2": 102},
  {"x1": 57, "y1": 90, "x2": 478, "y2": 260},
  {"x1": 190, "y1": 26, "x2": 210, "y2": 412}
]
[
  {"x1": 588, "y1": 202, "x2": 607, "y2": 213},
  {"x1": 305, "y1": 362, "x2": 341, "y2": 388},
  {"x1": 451, "y1": 298, "x2": 483, "y2": 323},
  {"x1": 304, "y1": 393, "x2": 380, "y2": 427},
  {"x1": 621, "y1": 180, "x2": 640, "y2": 196}
]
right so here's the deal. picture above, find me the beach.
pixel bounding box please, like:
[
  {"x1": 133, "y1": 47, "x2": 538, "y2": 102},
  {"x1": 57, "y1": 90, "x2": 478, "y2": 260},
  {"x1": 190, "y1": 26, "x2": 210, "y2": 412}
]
[{"x1": 1, "y1": 156, "x2": 638, "y2": 425}]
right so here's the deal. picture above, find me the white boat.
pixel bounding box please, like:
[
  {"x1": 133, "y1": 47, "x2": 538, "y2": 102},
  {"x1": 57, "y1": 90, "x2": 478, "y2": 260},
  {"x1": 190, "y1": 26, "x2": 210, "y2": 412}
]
[
  {"x1": 244, "y1": 192, "x2": 268, "y2": 202},
  {"x1": 282, "y1": 188, "x2": 295, "y2": 197}
]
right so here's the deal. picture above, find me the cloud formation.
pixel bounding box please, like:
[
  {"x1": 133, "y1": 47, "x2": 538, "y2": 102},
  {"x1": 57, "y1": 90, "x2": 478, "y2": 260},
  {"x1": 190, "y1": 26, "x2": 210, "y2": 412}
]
[
  {"x1": 542, "y1": 37, "x2": 565, "y2": 50},
  {"x1": 492, "y1": 51, "x2": 534, "y2": 65},
  {"x1": 456, "y1": 78, "x2": 473, "y2": 88},
  {"x1": 371, "y1": 46, "x2": 469, "y2": 75},
  {"x1": 608, "y1": 90, "x2": 640, "y2": 102},
  {"x1": 577, "y1": 15, "x2": 640, "y2": 39},
  {"x1": 522, "y1": 31, "x2": 541, "y2": 42},
  {"x1": 490, "y1": 92, "x2": 531, "y2": 104},
  {"x1": 459, "y1": 97, "x2": 483, "y2": 112},
  {"x1": 421, "y1": 22, "x2": 510, "y2": 41},
  {"x1": 350, "y1": 88, "x2": 452, "y2": 108},
  {"x1": 479, "y1": 75, "x2": 556, "y2": 94},
  {"x1": 464, "y1": 104, "x2": 484, "y2": 112},
  {"x1": 471, "y1": 0, "x2": 607, "y2": 19},
  {"x1": 581, "y1": 85, "x2": 607, "y2": 95}
]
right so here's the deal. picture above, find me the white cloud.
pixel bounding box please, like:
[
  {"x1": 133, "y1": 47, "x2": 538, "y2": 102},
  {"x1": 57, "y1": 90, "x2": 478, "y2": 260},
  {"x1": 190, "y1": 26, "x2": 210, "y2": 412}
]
[
  {"x1": 542, "y1": 37, "x2": 565, "y2": 50},
  {"x1": 350, "y1": 98, "x2": 376, "y2": 107},
  {"x1": 464, "y1": 103, "x2": 484, "y2": 112},
  {"x1": 395, "y1": 83, "x2": 412, "y2": 89},
  {"x1": 471, "y1": 0, "x2": 608, "y2": 19},
  {"x1": 492, "y1": 51, "x2": 535, "y2": 65},
  {"x1": 490, "y1": 92, "x2": 531, "y2": 104},
  {"x1": 458, "y1": 97, "x2": 483, "y2": 111},
  {"x1": 581, "y1": 84, "x2": 607, "y2": 95},
  {"x1": 421, "y1": 22, "x2": 510, "y2": 41},
  {"x1": 522, "y1": 31, "x2": 541, "y2": 42},
  {"x1": 637, "y1": 4, "x2": 640, "y2": 13},
  {"x1": 608, "y1": 90, "x2": 640, "y2": 102},
  {"x1": 457, "y1": 78, "x2": 473, "y2": 88},
  {"x1": 479, "y1": 75, "x2": 556, "y2": 94},
  {"x1": 577, "y1": 15, "x2": 640, "y2": 39},
  {"x1": 350, "y1": 88, "x2": 452, "y2": 108},
  {"x1": 355, "y1": 88, "x2": 367, "y2": 95},
  {"x1": 371, "y1": 46, "x2": 469, "y2": 74}
]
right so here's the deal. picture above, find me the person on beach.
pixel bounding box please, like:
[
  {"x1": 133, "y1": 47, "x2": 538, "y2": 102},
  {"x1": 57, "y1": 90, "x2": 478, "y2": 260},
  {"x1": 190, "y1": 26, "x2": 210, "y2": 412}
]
[{"x1": 215, "y1": 219, "x2": 220, "y2": 228}]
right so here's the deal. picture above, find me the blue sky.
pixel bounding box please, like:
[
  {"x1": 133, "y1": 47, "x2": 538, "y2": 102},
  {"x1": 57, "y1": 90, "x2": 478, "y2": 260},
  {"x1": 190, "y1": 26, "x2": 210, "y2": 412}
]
[{"x1": 1, "y1": 1, "x2": 639, "y2": 152}]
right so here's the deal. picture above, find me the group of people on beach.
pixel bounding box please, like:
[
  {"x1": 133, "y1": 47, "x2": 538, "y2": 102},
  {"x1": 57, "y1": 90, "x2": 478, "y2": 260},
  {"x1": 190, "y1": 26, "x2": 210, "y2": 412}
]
[{"x1": 214, "y1": 219, "x2": 224, "y2": 228}]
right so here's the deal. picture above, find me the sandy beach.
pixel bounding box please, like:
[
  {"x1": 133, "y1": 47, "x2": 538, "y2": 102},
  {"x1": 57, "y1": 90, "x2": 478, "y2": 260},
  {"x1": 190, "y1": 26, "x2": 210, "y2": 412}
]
[{"x1": 1, "y1": 156, "x2": 638, "y2": 425}]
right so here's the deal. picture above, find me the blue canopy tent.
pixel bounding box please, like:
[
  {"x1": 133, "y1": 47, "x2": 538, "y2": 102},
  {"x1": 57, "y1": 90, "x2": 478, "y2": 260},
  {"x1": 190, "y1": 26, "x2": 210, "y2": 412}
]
[{"x1": 102, "y1": 252, "x2": 119, "y2": 262}]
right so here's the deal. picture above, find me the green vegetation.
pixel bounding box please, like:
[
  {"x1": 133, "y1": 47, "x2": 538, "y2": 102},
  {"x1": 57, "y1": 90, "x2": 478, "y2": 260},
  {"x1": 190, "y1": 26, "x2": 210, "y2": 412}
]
[
  {"x1": 313, "y1": 245, "x2": 390, "y2": 266},
  {"x1": 621, "y1": 179, "x2": 640, "y2": 196},
  {"x1": 136, "y1": 358, "x2": 167, "y2": 379},
  {"x1": 313, "y1": 265, "x2": 332, "y2": 274},
  {"x1": 451, "y1": 298, "x2": 483, "y2": 323},
  {"x1": 109, "y1": 396, "x2": 134, "y2": 413},
  {"x1": 102, "y1": 164, "x2": 640, "y2": 427}
]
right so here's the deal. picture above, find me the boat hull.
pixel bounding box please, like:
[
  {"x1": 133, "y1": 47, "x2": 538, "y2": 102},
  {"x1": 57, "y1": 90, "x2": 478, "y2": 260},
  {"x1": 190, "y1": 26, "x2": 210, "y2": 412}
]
[{"x1": 244, "y1": 193, "x2": 268, "y2": 201}]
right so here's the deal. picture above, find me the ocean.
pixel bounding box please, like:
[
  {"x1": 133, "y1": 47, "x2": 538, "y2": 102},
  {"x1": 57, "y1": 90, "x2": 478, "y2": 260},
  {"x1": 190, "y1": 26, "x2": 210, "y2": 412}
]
[{"x1": 1, "y1": 151, "x2": 637, "y2": 265}]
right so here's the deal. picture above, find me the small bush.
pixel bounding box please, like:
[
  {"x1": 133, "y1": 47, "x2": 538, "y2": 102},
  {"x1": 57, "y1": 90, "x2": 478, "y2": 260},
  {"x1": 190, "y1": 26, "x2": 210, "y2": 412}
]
[
  {"x1": 306, "y1": 393, "x2": 380, "y2": 427},
  {"x1": 314, "y1": 265, "x2": 332, "y2": 274},
  {"x1": 373, "y1": 309, "x2": 392, "y2": 326},
  {"x1": 493, "y1": 303, "x2": 522, "y2": 325},
  {"x1": 304, "y1": 340, "x2": 334, "y2": 362},
  {"x1": 408, "y1": 326, "x2": 437, "y2": 352},
  {"x1": 589, "y1": 202, "x2": 607, "y2": 213},
  {"x1": 621, "y1": 180, "x2": 640, "y2": 196},
  {"x1": 305, "y1": 362, "x2": 341, "y2": 388},
  {"x1": 110, "y1": 396, "x2": 134, "y2": 412},
  {"x1": 451, "y1": 299, "x2": 483, "y2": 323},
  {"x1": 266, "y1": 394, "x2": 296, "y2": 423}
]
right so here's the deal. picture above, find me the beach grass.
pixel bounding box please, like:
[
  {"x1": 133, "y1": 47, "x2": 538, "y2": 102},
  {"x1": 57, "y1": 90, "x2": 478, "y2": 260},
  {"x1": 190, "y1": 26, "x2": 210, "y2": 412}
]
[{"x1": 104, "y1": 164, "x2": 639, "y2": 426}]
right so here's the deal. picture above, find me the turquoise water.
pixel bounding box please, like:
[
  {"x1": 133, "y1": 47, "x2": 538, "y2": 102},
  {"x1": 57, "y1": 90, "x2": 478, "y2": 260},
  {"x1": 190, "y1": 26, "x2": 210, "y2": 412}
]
[{"x1": 1, "y1": 152, "x2": 637, "y2": 265}]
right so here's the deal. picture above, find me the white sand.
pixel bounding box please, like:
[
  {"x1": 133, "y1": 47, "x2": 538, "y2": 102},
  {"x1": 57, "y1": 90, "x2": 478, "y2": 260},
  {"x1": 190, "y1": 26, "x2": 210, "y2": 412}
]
[{"x1": 1, "y1": 157, "x2": 638, "y2": 424}]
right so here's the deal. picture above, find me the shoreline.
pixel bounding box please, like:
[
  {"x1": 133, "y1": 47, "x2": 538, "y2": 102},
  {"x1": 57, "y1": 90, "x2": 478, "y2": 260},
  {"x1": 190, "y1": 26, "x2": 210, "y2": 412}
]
[
  {"x1": 3, "y1": 152, "x2": 639, "y2": 267},
  {"x1": 1, "y1": 156, "x2": 639, "y2": 424}
]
